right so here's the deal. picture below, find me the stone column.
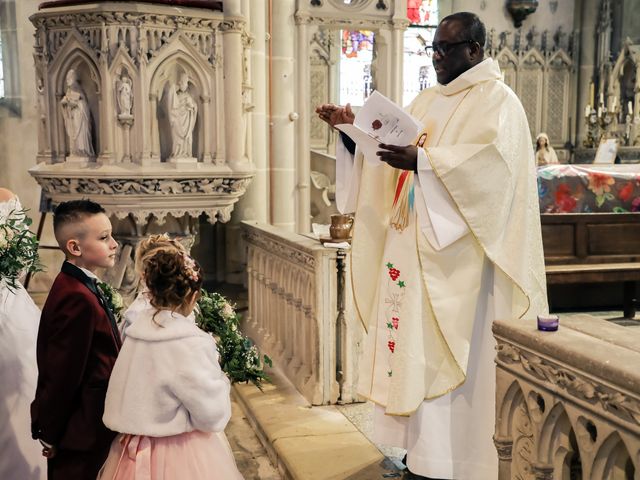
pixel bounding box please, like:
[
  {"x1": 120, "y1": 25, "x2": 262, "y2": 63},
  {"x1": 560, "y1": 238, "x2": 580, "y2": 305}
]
[
  {"x1": 575, "y1": 0, "x2": 599, "y2": 148},
  {"x1": 222, "y1": 1, "x2": 248, "y2": 169},
  {"x1": 270, "y1": 0, "x2": 296, "y2": 231},
  {"x1": 98, "y1": 28, "x2": 115, "y2": 164},
  {"x1": 137, "y1": 26, "x2": 152, "y2": 165},
  {"x1": 295, "y1": 13, "x2": 311, "y2": 233},
  {"x1": 493, "y1": 436, "x2": 513, "y2": 480},
  {"x1": 390, "y1": 6, "x2": 408, "y2": 104},
  {"x1": 149, "y1": 93, "x2": 160, "y2": 160},
  {"x1": 201, "y1": 95, "x2": 213, "y2": 162},
  {"x1": 239, "y1": 0, "x2": 268, "y2": 223}
]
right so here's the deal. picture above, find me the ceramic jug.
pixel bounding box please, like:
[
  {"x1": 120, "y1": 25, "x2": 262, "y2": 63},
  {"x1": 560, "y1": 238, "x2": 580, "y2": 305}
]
[{"x1": 329, "y1": 214, "x2": 354, "y2": 240}]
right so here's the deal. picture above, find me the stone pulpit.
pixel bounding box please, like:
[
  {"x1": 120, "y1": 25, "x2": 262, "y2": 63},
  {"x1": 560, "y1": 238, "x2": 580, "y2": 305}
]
[{"x1": 28, "y1": 0, "x2": 253, "y2": 298}]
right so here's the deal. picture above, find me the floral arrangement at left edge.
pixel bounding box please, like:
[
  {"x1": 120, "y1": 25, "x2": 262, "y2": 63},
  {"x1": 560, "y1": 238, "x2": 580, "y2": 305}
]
[{"x1": 0, "y1": 208, "x2": 43, "y2": 292}]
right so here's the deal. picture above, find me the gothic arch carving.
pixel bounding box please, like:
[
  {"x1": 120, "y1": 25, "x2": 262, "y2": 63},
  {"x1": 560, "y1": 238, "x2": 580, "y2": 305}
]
[
  {"x1": 609, "y1": 40, "x2": 639, "y2": 119},
  {"x1": 496, "y1": 380, "x2": 527, "y2": 438},
  {"x1": 148, "y1": 39, "x2": 214, "y2": 162},
  {"x1": 148, "y1": 35, "x2": 213, "y2": 99},
  {"x1": 537, "y1": 403, "x2": 582, "y2": 477},
  {"x1": 518, "y1": 49, "x2": 545, "y2": 139},
  {"x1": 495, "y1": 48, "x2": 519, "y2": 92},
  {"x1": 545, "y1": 50, "x2": 573, "y2": 145},
  {"x1": 51, "y1": 44, "x2": 101, "y2": 161},
  {"x1": 590, "y1": 432, "x2": 636, "y2": 480}
]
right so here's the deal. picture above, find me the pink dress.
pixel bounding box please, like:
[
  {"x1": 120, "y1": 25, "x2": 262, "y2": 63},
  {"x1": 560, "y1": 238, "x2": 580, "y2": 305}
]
[{"x1": 98, "y1": 430, "x2": 243, "y2": 480}]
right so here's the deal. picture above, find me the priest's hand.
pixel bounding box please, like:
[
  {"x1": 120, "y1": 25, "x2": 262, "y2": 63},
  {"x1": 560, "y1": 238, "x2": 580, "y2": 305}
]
[
  {"x1": 315, "y1": 103, "x2": 355, "y2": 128},
  {"x1": 377, "y1": 143, "x2": 418, "y2": 172}
]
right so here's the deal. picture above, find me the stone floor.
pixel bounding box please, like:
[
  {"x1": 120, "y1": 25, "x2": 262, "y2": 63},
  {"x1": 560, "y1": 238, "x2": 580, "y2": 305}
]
[{"x1": 227, "y1": 396, "x2": 282, "y2": 479}]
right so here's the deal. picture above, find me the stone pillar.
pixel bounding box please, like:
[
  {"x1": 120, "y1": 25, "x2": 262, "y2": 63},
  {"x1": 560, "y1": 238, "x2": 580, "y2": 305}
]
[
  {"x1": 270, "y1": 0, "x2": 296, "y2": 231},
  {"x1": 240, "y1": 0, "x2": 268, "y2": 223},
  {"x1": 201, "y1": 95, "x2": 213, "y2": 162},
  {"x1": 222, "y1": 1, "x2": 247, "y2": 169},
  {"x1": 98, "y1": 32, "x2": 115, "y2": 164},
  {"x1": 149, "y1": 93, "x2": 160, "y2": 160},
  {"x1": 575, "y1": 0, "x2": 599, "y2": 148},
  {"x1": 390, "y1": 2, "x2": 408, "y2": 104},
  {"x1": 493, "y1": 436, "x2": 513, "y2": 480},
  {"x1": 296, "y1": 14, "x2": 311, "y2": 233}
]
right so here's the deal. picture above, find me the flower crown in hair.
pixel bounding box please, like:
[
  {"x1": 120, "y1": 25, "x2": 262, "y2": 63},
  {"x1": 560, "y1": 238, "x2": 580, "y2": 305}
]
[{"x1": 182, "y1": 252, "x2": 199, "y2": 282}]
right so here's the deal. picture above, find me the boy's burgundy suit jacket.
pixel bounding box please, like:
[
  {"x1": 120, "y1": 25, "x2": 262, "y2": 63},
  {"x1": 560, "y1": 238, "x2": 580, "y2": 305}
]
[{"x1": 31, "y1": 261, "x2": 121, "y2": 451}]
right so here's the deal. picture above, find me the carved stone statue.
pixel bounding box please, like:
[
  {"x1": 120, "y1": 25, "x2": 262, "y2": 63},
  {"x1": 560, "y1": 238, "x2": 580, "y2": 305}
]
[
  {"x1": 168, "y1": 73, "x2": 197, "y2": 160},
  {"x1": 60, "y1": 69, "x2": 95, "y2": 158},
  {"x1": 36, "y1": 74, "x2": 47, "y2": 154},
  {"x1": 116, "y1": 75, "x2": 133, "y2": 119},
  {"x1": 535, "y1": 133, "x2": 559, "y2": 166}
]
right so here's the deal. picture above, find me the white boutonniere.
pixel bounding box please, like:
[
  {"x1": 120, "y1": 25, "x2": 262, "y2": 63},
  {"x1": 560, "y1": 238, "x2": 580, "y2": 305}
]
[{"x1": 97, "y1": 281, "x2": 124, "y2": 323}]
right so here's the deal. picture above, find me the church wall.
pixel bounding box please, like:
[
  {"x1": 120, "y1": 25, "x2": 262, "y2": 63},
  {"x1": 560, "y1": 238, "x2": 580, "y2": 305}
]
[
  {"x1": 620, "y1": 0, "x2": 640, "y2": 44},
  {"x1": 444, "y1": 0, "x2": 575, "y2": 36},
  {"x1": 0, "y1": 0, "x2": 41, "y2": 214}
]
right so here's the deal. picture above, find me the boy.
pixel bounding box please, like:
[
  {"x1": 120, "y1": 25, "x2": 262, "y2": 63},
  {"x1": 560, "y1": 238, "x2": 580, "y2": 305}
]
[{"x1": 31, "y1": 200, "x2": 121, "y2": 479}]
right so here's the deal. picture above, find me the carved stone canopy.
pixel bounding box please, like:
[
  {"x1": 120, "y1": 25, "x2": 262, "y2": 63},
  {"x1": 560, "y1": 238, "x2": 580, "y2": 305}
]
[{"x1": 39, "y1": 0, "x2": 223, "y2": 10}]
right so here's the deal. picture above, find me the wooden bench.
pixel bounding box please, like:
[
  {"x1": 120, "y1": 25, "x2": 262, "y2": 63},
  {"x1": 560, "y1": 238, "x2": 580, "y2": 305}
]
[{"x1": 541, "y1": 213, "x2": 640, "y2": 318}]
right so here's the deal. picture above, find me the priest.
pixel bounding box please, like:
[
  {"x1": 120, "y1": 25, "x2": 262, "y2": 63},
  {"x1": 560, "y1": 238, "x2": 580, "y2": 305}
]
[{"x1": 316, "y1": 12, "x2": 547, "y2": 480}]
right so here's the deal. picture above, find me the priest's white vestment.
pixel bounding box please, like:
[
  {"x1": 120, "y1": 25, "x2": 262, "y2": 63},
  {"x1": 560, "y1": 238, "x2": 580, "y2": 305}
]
[{"x1": 336, "y1": 58, "x2": 548, "y2": 479}]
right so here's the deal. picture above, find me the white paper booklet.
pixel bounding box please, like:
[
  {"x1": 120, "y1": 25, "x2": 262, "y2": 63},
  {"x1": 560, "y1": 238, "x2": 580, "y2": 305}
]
[{"x1": 336, "y1": 91, "x2": 422, "y2": 165}]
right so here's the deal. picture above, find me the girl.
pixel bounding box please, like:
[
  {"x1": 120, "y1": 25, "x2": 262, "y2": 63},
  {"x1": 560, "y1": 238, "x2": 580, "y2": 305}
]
[
  {"x1": 120, "y1": 234, "x2": 186, "y2": 337},
  {"x1": 98, "y1": 247, "x2": 242, "y2": 479}
]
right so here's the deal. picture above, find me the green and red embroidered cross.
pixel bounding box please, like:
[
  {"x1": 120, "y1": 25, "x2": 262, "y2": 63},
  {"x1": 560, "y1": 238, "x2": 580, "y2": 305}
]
[{"x1": 384, "y1": 260, "x2": 409, "y2": 378}]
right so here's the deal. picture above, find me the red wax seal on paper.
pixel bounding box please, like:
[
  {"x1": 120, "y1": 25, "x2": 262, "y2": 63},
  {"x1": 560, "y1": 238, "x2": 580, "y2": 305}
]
[{"x1": 372, "y1": 119, "x2": 383, "y2": 130}]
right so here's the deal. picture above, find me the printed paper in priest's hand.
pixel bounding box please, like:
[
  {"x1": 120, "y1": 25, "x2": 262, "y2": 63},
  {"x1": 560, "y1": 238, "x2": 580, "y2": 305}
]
[{"x1": 336, "y1": 91, "x2": 422, "y2": 165}]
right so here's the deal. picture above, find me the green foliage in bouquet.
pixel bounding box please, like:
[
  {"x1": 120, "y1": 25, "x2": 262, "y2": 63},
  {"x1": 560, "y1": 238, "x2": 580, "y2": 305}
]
[
  {"x1": 196, "y1": 289, "x2": 272, "y2": 389},
  {"x1": 0, "y1": 209, "x2": 42, "y2": 292},
  {"x1": 97, "y1": 281, "x2": 125, "y2": 324}
]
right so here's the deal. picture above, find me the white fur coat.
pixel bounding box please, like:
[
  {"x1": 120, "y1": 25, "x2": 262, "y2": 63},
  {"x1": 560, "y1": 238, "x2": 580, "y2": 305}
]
[{"x1": 103, "y1": 305, "x2": 231, "y2": 437}]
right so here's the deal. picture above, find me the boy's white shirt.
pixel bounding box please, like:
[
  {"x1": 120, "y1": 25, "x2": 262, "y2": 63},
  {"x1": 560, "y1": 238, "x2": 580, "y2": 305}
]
[{"x1": 79, "y1": 266, "x2": 99, "y2": 281}]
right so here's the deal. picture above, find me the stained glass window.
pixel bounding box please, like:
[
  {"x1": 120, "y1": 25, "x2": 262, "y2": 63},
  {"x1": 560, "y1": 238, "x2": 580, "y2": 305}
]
[
  {"x1": 338, "y1": 29, "x2": 375, "y2": 107},
  {"x1": 403, "y1": 0, "x2": 439, "y2": 106}
]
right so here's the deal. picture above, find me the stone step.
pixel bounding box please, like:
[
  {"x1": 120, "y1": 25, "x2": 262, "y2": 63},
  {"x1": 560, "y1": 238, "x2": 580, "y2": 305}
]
[{"x1": 232, "y1": 367, "x2": 401, "y2": 480}]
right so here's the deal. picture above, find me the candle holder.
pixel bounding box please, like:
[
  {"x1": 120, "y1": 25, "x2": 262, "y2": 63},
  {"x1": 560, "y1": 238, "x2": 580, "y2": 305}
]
[
  {"x1": 537, "y1": 314, "x2": 559, "y2": 332},
  {"x1": 583, "y1": 106, "x2": 599, "y2": 148},
  {"x1": 583, "y1": 103, "x2": 622, "y2": 147}
]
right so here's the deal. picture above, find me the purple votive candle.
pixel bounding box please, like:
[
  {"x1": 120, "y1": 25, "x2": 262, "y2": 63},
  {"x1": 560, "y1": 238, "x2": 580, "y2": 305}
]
[{"x1": 537, "y1": 314, "x2": 559, "y2": 331}]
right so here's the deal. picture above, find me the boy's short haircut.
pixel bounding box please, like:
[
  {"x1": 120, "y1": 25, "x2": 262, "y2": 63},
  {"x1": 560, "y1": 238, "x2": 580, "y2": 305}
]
[{"x1": 53, "y1": 199, "x2": 106, "y2": 242}]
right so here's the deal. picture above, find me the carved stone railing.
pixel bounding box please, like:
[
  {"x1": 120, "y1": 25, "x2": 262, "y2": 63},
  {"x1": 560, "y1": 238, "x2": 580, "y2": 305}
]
[
  {"x1": 242, "y1": 221, "x2": 363, "y2": 405},
  {"x1": 494, "y1": 315, "x2": 640, "y2": 479}
]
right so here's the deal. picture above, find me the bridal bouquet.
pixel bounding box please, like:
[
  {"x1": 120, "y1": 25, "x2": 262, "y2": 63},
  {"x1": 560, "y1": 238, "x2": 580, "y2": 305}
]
[
  {"x1": 0, "y1": 208, "x2": 41, "y2": 291},
  {"x1": 196, "y1": 289, "x2": 272, "y2": 389}
]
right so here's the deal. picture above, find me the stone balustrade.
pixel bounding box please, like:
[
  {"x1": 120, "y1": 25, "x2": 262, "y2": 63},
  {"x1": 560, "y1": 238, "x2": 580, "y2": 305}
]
[
  {"x1": 493, "y1": 315, "x2": 640, "y2": 480},
  {"x1": 242, "y1": 221, "x2": 363, "y2": 406}
]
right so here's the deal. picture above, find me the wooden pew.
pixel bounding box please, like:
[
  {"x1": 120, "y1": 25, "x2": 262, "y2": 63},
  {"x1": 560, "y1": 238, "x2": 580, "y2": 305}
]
[{"x1": 541, "y1": 213, "x2": 640, "y2": 318}]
